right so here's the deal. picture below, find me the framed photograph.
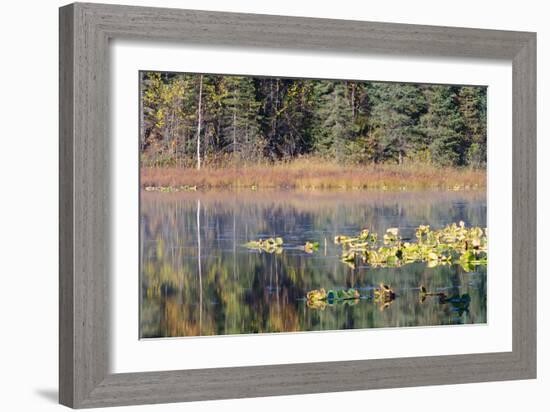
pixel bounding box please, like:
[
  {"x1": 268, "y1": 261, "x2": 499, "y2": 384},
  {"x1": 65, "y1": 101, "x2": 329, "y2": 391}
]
[{"x1": 59, "y1": 2, "x2": 536, "y2": 408}]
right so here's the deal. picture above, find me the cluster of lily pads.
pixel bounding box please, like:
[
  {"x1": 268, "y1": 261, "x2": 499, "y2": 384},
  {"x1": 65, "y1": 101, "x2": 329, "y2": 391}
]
[
  {"x1": 244, "y1": 238, "x2": 319, "y2": 254},
  {"x1": 306, "y1": 284, "x2": 396, "y2": 310},
  {"x1": 335, "y1": 221, "x2": 487, "y2": 272},
  {"x1": 305, "y1": 284, "x2": 471, "y2": 314},
  {"x1": 244, "y1": 237, "x2": 284, "y2": 254},
  {"x1": 244, "y1": 222, "x2": 484, "y2": 313},
  {"x1": 244, "y1": 222, "x2": 486, "y2": 272}
]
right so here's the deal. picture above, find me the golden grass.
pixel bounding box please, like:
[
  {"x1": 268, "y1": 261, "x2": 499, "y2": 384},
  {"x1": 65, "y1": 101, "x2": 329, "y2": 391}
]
[{"x1": 140, "y1": 158, "x2": 486, "y2": 191}]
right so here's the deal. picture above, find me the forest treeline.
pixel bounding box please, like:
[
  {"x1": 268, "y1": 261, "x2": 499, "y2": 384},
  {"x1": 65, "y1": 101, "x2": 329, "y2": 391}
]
[{"x1": 140, "y1": 72, "x2": 487, "y2": 169}]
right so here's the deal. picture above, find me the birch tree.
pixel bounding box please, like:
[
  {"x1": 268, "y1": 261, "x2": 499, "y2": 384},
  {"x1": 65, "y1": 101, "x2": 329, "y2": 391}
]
[{"x1": 196, "y1": 74, "x2": 203, "y2": 170}]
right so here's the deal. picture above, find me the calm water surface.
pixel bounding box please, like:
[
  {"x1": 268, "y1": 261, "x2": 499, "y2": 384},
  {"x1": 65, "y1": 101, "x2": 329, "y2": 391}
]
[{"x1": 140, "y1": 190, "x2": 487, "y2": 338}]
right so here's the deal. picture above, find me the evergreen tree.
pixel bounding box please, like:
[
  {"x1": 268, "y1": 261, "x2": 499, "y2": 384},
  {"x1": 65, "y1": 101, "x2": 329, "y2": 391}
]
[
  {"x1": 368, "y1": 83, "x2": 427, "y2": 164},
  {"x1": 458, "y1": 86, "x2": 487, "y2": 167},
  {"x1": 139, "y1": 72, "x2": 487, "y2": 169},
  {"x1": 220, "y1": 76, "x2": 263, "y2": 161},
  {"x1": 313, "y1": 81, "x2": 354, "y2": 162},
  {"x1": 419, "y1": 86, "x2": 466, "y2": 166}
]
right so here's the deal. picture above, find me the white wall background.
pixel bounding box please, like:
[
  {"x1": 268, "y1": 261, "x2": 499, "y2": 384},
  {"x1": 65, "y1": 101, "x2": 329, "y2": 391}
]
[{"x1": 0, "y1": 1, "x2": 546, "y2": 411}]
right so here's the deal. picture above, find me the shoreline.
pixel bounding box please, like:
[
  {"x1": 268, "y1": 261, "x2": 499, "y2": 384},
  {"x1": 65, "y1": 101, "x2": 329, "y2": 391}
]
[{"x1": 140, "y1": 161, "x2": 486, "y2": 192}]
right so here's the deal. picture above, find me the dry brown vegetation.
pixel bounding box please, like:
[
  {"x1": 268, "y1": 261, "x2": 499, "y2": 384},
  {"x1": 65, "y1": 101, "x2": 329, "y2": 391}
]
[{"x1": 141, "y1": 158, "x2": 486, "y2": 191}]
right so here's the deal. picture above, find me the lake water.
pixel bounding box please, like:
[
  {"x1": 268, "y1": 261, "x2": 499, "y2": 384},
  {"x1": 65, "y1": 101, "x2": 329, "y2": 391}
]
[{"x1": 140, "y1": 190, "x2": 487, "y2": 338}]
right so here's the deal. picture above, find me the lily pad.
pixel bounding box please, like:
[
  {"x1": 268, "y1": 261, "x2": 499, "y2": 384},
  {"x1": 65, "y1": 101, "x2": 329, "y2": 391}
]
[{"x1": 333, "y1": 222, "x2": 487, "y2": 271}]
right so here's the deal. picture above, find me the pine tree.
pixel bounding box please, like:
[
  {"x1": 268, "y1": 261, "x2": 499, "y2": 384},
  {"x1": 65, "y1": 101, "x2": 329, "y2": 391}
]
[
  {"x1": 139, "y1": 72, "x2": 487, "y2": 169},
  {"x1": 458, "y1": 86, "x2": 487, "y2": 167},
  {"x1": 420, "y1": 86, "x2": 466, "y2": 166},
  {"x1": 368, "y1": 83, "x2": 427, "y2": 164},
  {"x1": 313, "y1": 81, "x2": 354, "y2": 162},
  {"x1": 220, "y1": 76, "x2": 263, "y2": 161}
]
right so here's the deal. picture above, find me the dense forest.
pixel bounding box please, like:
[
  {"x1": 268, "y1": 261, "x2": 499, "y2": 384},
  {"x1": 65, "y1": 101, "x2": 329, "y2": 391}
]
[{"x1": 140, "y1": 72, "x2": 487, "y2": 170}]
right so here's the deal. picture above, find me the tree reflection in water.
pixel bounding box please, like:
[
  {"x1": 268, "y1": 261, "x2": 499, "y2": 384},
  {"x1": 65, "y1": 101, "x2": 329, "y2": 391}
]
[{"x1": 140, "y1": 190, "x2": 487, "y2": 338}]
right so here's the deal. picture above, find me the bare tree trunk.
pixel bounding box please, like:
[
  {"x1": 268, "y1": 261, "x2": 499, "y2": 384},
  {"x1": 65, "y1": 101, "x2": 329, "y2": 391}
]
[
  {"x1": 169, "y1": 110, "x2": 175, "y2": 162},
  {"x1": 273, "y1": 80, "x2": 280, "y2": 156},
  {"x1": 351, "y1": 83, "x2": 356, "y2": 120},
  {"x1": 398, "y1": 135, "x2": 404, "y2": 165},
  {"x1": 232, "y1": 110, "x2": 237, "y2": 159},
  {"x1": 182, "y1": 130, "x2": 187, "y2": 167},
  {"x1": 270, "y1": 80, "x2": 274, "y2": 150},
  {"x1": 196, "y1": 75, "x2": 204, "y2": 170},
  {"x1": 139, "y1": 72, "x2": 145, "y2": 151},
  {"x1": 175, "y1": 118, "x2": 180, "y2": 167},
  {"x1": 245, "y1": 122, "x2": 249, "y2": 159}
]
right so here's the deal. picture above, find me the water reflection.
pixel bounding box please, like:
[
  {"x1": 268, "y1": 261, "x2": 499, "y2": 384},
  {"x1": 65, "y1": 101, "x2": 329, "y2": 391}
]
[{"x1": 140, "y1": 190, "x2": 487, "y2": 338}]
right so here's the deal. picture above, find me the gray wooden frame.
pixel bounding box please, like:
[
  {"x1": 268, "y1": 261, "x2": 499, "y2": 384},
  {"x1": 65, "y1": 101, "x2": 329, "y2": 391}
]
[{"x1": 59, "y1": 2, "x2": 536, "y2": 408}]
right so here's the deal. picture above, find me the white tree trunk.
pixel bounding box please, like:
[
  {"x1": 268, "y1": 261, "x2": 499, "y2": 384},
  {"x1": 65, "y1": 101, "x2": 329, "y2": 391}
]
[
  {"x1": 196, "y1": 75, "x2": 203, "y2": 170},
  {"x1": 232, "y1": 110, "x2": 237, "y2": 158}
]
